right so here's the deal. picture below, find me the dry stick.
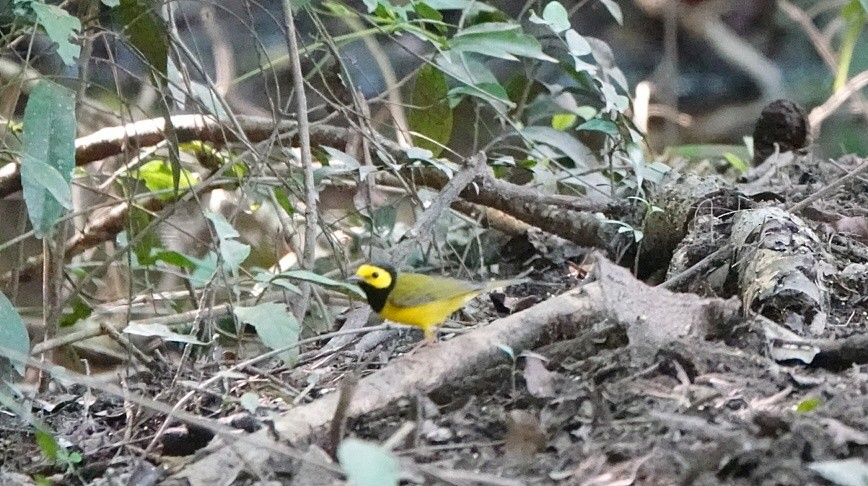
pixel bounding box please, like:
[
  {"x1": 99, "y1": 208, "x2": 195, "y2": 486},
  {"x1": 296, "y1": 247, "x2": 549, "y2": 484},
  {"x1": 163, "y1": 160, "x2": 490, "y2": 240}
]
[
  {"x1": 778, "y1": 0, "x2": 838, "y2": 71},
  {"x1": 327, "y1": 373, "x2": 359, "y2": 459},
  {"x1": 283, "y1": 3, "x2": 318, "y2": 322},
  {"x1": 658, "y1": 245, "x2": 733, "y2": 290},
  {"x1": 808, "y1": 70, "x2": 868, "y2": 138},
  {"x1": 418, "y1": 169, "x2": 609, "y2": 248},
  {"x1": 28, "y1": 288, "x2": 311, "y2": 356},
  {"x1": 451, "y1": 200, "x2": 531, "y2": 236},
  {"x1": 788, "y1": 156, "x2": 868, "y2": 214},
  {"x1": 390, "y1": 151, "x2": 489, "y2": 265},
  {"x1": 169, "y1": 283, "x2": 591, "y2": 482},
  {"x1": 6, "y1": 114, "x2": 605, "y2": 263},
  {"x1": 0, "y1": 114, "x2": 298, "y2": 197},
  {"x1": 99, "y1": 321, "x2": 154, "y2": 366}
]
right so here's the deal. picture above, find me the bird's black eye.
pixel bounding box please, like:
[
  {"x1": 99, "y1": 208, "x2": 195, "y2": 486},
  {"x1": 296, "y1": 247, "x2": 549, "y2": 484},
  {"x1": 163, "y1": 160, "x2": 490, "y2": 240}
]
[{"x1": 372, "y1": 272, "x2": 379, "y2": 278}]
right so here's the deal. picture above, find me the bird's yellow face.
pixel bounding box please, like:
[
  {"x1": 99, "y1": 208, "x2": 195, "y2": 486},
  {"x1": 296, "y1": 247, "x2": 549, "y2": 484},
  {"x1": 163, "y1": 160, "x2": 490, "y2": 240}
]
[
  {"x1": 354, "y1": 263, "x2": 394, "y2": 290},
  {"x1": 350, "y1": 263, "x2": 397, "y2": 313}
]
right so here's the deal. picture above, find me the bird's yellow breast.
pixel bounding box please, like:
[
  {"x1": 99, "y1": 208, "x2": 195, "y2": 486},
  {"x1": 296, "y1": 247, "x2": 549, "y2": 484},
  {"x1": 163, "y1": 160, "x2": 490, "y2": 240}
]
[
  {"x1": 378, "y1": 272, "x2": 485, "y2": 339},
  {"x1": 380, "y1": 293, "x2": 479, "y2": 328}
]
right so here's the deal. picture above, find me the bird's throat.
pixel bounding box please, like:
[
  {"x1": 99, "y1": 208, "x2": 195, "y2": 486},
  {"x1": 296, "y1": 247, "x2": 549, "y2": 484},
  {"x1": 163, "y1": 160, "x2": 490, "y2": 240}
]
[{"x1": 360, "y1": 282, "x2": 391, "y2": 313}]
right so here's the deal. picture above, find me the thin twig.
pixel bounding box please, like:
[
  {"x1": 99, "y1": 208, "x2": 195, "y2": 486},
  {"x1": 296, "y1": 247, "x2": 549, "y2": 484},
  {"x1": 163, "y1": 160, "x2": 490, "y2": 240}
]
[
  {"x1": 788, "y1": 156, "x2": 868, "y2": 214},
  {"x1": 658, "y1": 244, "x2": 733, "y2": 290},
  {"x1": 777, "y1": 0, "x2": 838, "y2": 70},
  {"x1": 390, "y1": 152, "x2": 489, "y2": 265},
  {"x1": 808, "y1": 70, "x2": 868, "y2": 137},
  {"x1": 282, "y1": 2, "x2": 318, "y2": 321}
]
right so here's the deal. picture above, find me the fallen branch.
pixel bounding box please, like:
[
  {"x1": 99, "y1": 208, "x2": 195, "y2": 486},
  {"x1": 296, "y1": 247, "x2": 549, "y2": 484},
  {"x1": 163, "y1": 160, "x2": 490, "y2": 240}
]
[
  {"x1": 170, "y1": 254, "x2": 742, "y2": 482},
  {"x1": 0, "y1": 115, "x2": 353, "y2": 197}
]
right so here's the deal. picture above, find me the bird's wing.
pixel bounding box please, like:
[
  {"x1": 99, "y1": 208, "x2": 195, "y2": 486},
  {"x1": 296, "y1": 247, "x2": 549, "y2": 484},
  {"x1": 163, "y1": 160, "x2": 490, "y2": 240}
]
[{"x1": 388, "y1": 273, "x2": 484, "y2": 308}]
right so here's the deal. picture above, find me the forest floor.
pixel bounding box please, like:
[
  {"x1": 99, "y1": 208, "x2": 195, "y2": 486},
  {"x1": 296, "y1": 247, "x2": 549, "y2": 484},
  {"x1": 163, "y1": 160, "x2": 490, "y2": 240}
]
[{"x1": 2, "y1": 152, "x2": 868, "y2": 486}]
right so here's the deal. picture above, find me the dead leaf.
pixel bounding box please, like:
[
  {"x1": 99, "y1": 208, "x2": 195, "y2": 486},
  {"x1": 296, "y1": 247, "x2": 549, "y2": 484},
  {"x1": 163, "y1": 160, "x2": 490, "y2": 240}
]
[
  {"x1": 504, "y1": 410, "x2": 546, "y2": 460},
  {"x1": 522, "y1": 352, "x2": 556, "y2": 398}
]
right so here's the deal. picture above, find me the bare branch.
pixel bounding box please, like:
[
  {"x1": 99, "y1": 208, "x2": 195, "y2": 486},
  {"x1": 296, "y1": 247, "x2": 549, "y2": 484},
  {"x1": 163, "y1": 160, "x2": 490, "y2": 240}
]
[{"x1": 282, "y1": 2, "x2": 318, "y2": 321}]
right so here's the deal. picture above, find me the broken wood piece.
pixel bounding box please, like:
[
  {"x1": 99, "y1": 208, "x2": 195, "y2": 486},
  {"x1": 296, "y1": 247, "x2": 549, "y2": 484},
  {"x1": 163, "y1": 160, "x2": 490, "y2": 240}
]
[{"x1": 731, "y1": 207, "x2": 831, "y2": 335}]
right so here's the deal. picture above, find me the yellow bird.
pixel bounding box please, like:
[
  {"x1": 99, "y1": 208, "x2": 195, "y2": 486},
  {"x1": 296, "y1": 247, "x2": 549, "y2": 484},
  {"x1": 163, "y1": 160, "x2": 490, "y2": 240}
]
[{"x1": 348, "y1": 262, "x2": 525, "y2": 340}]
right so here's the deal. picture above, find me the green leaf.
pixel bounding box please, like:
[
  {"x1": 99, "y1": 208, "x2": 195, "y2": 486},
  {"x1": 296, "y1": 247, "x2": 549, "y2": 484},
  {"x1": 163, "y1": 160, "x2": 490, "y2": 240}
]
[
  {"x1": 151, "y1": 250, "x2": 197, "y2": 270},
  {"x1": 842, "y1": 0, "x2": 867, "y2": 18},
  {"x1": 565, "y1": 30, "x2": 591, "y2": 56},
  {"x1": 59, "y1": 296, "x2": 93, "y2": 328},
  {"x1": 599, "y1": 0, "x2": 623, "y2": 25},
  {"x1": 128, "y1": 206, "x2": 162, "y2": 265},
  {"x1": 795, "y1": 396, "x2": 821, "y2": 413},
  {"x1": 436, "y1": 52, "x2": 514, "y2": 112},
  {"x1": 57, "y1": 449, "x2": 82, "y2": 466},
  {"x1": 670, "y1": 144, "x2": 752, "y2": 164},
  {"x1": 449, "y1": 81, "x2": 511, "y2": 103},
  {"x1": 423, "y1": 0, "x2": 496, "y2": 11},
  {"x1": 408, "y1": 65, "x2": 453, "y2": 157},
  {"x1": 20, "y1": 80, "x2": 75, "y2": 238},
  {"x1": 273, "y1": 188, "x2": 295, "y2": 215},
  {"x1": 449, "y1": 23, "x2": 557, "y2": 62},
  {"x1": 543, "y1": 2, "x2": 570, "y2": 31},
  {"x1": 577, "y1": 118, "x2": 619, "y2": 136},
  {"x1": 403, "y1": 147, "x2": 459, "y2": 178},
  {"x1": 20, "y1": 157, "x2": 73, "y2": 209},
  {"x1": 29, "y1": 2, "x2": 81, "y2": 65},
  {"x1": 101, "y1": 0, "x2": 120, "y2": 6},
  {"x1": 239, "y1": 392, "x2": 259, "y2": 413},
  {"x1": 551, "y1": 113, "x2": 576, "y2": 131},
  {"x1": 234, "y1": 303, "x2": 300, "y2": 367},
  {"x1": 187, "y1": 252, "x2": 218, "y2": 288},
  {"x1": 723, "y1": 152, "x2": 749, "y2": 173},
  {"x1": 35, "y1": 428, "x2": 59, "y2": 461},
  {"x1": 115, "y1": 0, "x2": 168, "y2": 80},
  {"x1": 124, "y1": 322, "x2": 205, "y2": 345},
  {"x1": 219, "y1": 240, "x2": 251, "y2": 273},
  {"x1": 315, "y1": 146, "x2": 362, "y2": 181},
  {"x1": 275, "y1": 270, "x2": 365, "y2": 299},
  {"x1": 436, "y1": 51, "x2": 499, "y2": 85},
  {"x1": 131, "y1": 159, "x2": 199, "y2": 199},
  {"x1": 521, "y1": 126, "x2": 593, "y2": 167},
  {"x1": 205, "y1": 212, "x2": 251, "y2": 273},
  {"x1": 320, "y1": 146, "x2": 361, "y2": 168},
  {"x1": 337, "y1": 439, "x2": 400, "y2": 486},
  {"x1": 206, "y1": 212, "x2": 240, "y2": 239},
  {"x1": 413, "y1": 2, "x2": 442, "y2": 24},
  {"x1": 0, "y1": 291, "x2": 29, "y2": 376},
  {"x1": 529, "y1": 2, "x2": 570, "y2": 33}
]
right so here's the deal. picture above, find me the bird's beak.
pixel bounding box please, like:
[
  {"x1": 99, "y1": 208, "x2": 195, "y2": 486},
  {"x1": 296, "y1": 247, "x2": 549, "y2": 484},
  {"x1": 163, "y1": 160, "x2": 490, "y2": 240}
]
[{"x1": 347, "y1": 275, "x2": 363, "y2": 285}]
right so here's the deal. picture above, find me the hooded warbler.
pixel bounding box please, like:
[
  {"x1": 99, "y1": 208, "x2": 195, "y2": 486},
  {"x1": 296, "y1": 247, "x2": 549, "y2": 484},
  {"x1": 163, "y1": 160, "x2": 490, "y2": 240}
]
[{"x1": 348, "y1": 263, "x2": 524, "y2": 340}]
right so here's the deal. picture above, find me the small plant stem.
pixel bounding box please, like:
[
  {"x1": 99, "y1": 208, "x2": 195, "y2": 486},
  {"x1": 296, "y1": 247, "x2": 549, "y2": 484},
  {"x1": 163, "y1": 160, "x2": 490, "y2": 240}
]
[{"x1": 282, "y1": 2, "x2": 318, "y2": 321}]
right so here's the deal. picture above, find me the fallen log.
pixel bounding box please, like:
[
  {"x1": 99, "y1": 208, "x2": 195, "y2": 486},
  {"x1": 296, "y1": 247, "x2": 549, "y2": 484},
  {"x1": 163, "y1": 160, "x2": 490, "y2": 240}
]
[{"x1": 167, "y1": 255, "x2": 743, "y2": 484}]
